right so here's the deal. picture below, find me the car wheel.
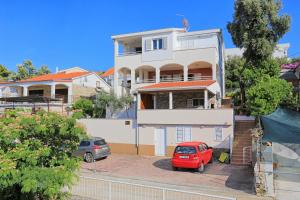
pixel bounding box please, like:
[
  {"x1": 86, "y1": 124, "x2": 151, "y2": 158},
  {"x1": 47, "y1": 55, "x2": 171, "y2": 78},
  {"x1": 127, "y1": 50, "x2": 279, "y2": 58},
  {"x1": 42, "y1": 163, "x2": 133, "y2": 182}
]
[
  {"x1": 172, "y1": 166, "x2": 178, "y2": 171},
  {"x1": 85, "y1": 152, "x2": 94, "y2": 163},
  {"x1": 198, "y1": 162, "x2": 204, "y2": 173}
]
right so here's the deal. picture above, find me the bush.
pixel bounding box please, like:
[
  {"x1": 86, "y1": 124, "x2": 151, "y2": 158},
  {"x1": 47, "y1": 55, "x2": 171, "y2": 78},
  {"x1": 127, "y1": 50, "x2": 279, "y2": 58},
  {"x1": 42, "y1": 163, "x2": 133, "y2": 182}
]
[
  {"x1": 0, "y1": 110, "x2": 87, "y2": 199},
  {"x1": 73, "y1": 98, "x2": 94, "y2": 117}
]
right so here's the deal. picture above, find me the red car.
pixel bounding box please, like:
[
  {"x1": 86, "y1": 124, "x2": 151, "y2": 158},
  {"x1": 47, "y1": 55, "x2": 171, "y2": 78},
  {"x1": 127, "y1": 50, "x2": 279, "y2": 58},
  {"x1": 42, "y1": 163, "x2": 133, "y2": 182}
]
[{"x1": 171, "y1": 141, "x2": 213, "y2": 172}]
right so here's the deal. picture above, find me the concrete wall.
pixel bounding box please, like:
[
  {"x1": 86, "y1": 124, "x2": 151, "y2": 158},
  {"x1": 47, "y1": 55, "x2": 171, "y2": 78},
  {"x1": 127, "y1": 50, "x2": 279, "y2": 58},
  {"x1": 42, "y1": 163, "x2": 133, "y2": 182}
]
[
  {"x1": 78, "y1": 119, "x2": 137, "y2": 154},
  {"x1": 73, "y1": 73, "x2": 110, "y2": 92},
  {"x1": 273, "y1": 143, "x2": 300, "y2": 168}
]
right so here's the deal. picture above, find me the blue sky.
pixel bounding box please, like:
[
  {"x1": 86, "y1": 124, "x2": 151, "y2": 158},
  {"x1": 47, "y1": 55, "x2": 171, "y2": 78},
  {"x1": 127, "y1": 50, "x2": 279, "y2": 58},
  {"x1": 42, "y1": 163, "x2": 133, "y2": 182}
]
[{"x1": 0, "y1": 0, "x2": 299, "y2": 72}]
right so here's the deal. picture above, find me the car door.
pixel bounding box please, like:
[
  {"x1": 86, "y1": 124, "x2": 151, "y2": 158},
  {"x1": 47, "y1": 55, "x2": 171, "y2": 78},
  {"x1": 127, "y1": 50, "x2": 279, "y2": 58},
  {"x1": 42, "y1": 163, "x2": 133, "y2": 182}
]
[
  {"x1": 202, "y1": 143, "x2": 212, "y2": 164},
  {"x1": 75, "y1": 141, "x2": 91, "y2": 157}
]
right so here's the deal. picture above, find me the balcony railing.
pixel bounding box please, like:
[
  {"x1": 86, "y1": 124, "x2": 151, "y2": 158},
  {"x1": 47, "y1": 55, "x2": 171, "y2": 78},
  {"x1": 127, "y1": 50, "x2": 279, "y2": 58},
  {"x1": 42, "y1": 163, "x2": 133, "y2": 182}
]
[
  {"x1": 160, "y1": 76, "x2": 184, "y2": 82},
  {"x1": 188, "y1": 75, "x2": 212, "y2": 81},
  {"x1": 118, "y1": 51, "x2": 142, "y2": 56},
  {"x1": 136, "y1": 78, "x2": 156, "y2": 84}
]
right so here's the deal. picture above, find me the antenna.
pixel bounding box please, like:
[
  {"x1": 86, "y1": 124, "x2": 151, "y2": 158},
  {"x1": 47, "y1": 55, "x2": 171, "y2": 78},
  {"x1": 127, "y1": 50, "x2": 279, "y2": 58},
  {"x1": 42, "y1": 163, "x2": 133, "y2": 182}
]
[{"x1": 176, "y1": 14, "x2": 190, "y2": 31}]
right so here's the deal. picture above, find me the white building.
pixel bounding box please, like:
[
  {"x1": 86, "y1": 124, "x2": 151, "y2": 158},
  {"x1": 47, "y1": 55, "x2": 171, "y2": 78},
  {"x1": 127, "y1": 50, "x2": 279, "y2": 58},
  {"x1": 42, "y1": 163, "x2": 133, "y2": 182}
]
[
  {"x1": 104, "y1": 28, "x2": 234, "y2": 157},
  {"x1": 0, "y1": 67, "x2": 110, "y2": 112}
]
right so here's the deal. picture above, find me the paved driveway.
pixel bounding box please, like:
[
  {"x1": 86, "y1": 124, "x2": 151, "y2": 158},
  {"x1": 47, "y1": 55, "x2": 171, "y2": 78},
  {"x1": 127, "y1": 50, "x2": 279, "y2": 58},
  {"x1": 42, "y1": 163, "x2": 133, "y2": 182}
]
[{"x1": 81, "y1": 154, "x2": 255, "y2": 195}]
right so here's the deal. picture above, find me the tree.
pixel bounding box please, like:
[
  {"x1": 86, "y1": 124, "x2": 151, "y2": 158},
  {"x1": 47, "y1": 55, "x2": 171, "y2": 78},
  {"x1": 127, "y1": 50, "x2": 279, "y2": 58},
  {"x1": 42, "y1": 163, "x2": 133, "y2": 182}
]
[
  {"x1": 15, "y1": 60, "x2": 37, "y2": 80},
  {"x1": 246, "y1": 76, "x2": 292, "y2": 116},
  {"x1": 0, "y1": 110, "x2": 86, "y2": 199},
  {"x1": 0, "y1": 64, "x2": 11, "y2": 80},
  {"x1": 120, "y1": 94, "x2": 134, "y2": 118},
  {"x1": 73, "y1": 98, "x2": 94, "y2": 118},
  {"x1": 227, "y1": 0, "x2": 290, "y2": 65},
  {"x1": 38, "y1": 65, "x2": 51, "y2": 75}
]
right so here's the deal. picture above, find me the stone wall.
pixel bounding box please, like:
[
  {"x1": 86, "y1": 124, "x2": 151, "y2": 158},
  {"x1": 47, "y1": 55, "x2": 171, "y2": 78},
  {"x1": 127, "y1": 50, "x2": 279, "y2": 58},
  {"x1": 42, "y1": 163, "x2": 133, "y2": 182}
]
[{"x1": 72, "y1": 84, "x2": 96, "y2": 102}]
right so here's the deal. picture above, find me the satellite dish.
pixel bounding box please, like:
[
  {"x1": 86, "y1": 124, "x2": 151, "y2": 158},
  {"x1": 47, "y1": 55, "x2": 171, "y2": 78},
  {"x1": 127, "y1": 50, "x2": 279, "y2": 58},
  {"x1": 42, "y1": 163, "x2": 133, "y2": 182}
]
[{"x1": 176, "y1": 14, "x2": 190, "y2": 31}]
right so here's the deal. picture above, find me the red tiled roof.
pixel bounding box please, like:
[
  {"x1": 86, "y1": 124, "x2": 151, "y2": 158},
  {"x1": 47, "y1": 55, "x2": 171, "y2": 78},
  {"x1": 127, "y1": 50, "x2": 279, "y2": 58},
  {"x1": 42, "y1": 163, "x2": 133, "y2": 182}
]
[
  {"x1": 101, "y1": 67, "x2": 114, "y2": 77},
  {"x1": 19, "y1": 72, "x2": 90, "y2": 83},
  {"x1": 139, "y1": 80, "x2": 216, "y2": 91}
]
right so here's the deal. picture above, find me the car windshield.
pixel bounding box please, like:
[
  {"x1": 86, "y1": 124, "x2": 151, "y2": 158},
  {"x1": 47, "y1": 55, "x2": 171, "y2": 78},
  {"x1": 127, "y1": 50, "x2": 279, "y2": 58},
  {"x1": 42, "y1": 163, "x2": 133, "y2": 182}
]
[
  {"x1": 175, "y1": 146, "x2": 196, "y2": 154},
  {"x1": 94, "y1": 139, "x2": 106, "y2": 146}
]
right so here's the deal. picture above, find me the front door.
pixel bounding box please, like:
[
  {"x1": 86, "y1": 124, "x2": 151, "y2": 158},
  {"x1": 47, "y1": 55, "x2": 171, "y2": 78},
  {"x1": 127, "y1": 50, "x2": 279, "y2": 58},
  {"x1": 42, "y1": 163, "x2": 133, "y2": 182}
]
[{"x1": 154, "y1": 127, "x2": 166, "y2": 156}]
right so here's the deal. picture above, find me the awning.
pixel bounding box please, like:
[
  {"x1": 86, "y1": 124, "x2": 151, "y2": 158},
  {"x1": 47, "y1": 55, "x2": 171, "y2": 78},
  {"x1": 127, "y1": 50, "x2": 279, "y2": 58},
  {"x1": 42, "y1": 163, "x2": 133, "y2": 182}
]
[{"x1": 261, "y1": 108, "x2": 300, "y2": 144}]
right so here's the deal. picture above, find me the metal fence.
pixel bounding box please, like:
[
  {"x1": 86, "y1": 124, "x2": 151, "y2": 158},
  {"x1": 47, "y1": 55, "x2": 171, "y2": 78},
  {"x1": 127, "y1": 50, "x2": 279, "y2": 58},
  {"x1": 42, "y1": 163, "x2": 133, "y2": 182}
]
[{"x1": 71, "y1": 176, "x2": 236, "y2": 200}]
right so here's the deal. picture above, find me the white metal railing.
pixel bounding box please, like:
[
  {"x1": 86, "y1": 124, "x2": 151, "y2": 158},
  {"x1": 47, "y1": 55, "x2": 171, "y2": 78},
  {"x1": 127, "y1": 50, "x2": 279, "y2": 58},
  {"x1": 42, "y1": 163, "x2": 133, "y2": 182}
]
[
  {"x1": 160, "y1": 76, "x2": 184, "y2": 82},
  {"x1": 136, "y1": 78, "x2": 156, "y2": 84},
  {"x1": 118, "y1": 51, "x2": 142, "y2": 56},
  {"x1": 188, "y1": 75, "x2": 212, "y2": 81},
  {"x1": 71, "y1": 176, "x2": 236, "y2": 200}
]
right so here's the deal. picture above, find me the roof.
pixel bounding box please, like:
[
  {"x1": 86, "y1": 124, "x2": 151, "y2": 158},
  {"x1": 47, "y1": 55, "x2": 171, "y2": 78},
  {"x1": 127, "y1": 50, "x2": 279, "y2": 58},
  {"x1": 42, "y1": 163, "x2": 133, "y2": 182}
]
[
  {"x1": 18, "y1": 72, "x2": 90, "y2": 83},
  {"x1": 177, "y1": 141, "x2": 205, "y2": 146},
  {"x1": 101, "y1": 67, "x2": 114, "y2": 77},
  {"x1": 112, "y1": 28, "x2": 185, "y2": 39},
  {"x1": 138, "y1": 80, "x2": 216, "y2": 92}
]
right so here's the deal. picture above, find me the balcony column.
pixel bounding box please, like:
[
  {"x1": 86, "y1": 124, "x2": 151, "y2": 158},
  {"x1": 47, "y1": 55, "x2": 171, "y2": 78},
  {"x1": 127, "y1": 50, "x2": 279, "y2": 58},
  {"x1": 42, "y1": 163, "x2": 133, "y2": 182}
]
[
  {"x1": 184, "y1": 66, "x2": 188, "y2": 81},
  {"x1": 212, "y1": 59, "x2": 217, "y2": 80},
  {"x1": 131, "y1": 69, "x2": 135, "y2": 85},
  {"x1": 50, "y1": 84, "x2": 56, "y2": 98},
  {"x1": 153, "y1": 94, "x2": 157, "y2": 109},
  {"x1": 139, "y1": 69, "x2": 143, "y2": 83},
  {"x1": 156, "y1": 68, "x2": 160, "y2": 83},
  {"x1": 137, "y1": 93, "x2": 141, "y2": 110},
  {"x1": 67, "y1": 85, "x2": 73, "y2": 104},
  {"x1": 169, "y1": 92, "x2": 173, "y2": 109},
  {"x1": 23, "y1": 86, "x2": 28, "y2": 96},
  {"x1": 114, "y1": 40, "x2": 119, "y2": 57},
  {"x1": 204, "y1": 89, "x2": 208, "y2": 109}
]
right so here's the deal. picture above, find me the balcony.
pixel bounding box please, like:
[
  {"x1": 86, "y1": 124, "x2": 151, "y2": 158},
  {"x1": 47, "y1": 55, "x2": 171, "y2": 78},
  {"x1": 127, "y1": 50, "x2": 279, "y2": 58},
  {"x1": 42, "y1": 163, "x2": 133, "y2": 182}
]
[{"x1": 137, "y1": 109, "x2": 234, "y2": 125}]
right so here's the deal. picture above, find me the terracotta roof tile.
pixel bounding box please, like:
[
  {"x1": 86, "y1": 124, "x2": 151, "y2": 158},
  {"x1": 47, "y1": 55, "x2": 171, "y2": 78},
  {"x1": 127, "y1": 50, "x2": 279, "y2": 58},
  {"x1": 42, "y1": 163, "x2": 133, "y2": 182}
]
[
  {"x1": 139, "y1": 80, "x2": 216, "y2": 91},
  {"x1": 19, "y1": 72, "x2": 90, "y2": 83},
  {"x1": 101, "y1": 67, "x2": 114, "y2": 77}
]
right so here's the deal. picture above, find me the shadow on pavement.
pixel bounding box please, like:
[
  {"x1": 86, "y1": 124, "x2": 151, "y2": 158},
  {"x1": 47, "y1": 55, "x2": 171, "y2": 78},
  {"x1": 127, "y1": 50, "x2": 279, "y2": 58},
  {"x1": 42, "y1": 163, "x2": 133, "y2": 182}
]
[{"x1": 153, "y1": 158, "x2": 205, "y2": 173}]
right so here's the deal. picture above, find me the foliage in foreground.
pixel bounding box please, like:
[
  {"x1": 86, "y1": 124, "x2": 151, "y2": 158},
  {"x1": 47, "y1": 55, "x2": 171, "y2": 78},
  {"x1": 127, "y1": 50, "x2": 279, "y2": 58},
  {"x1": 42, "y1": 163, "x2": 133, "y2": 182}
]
[{"x1": 0, "y1": 110, "x2": 87, "y2": 199}]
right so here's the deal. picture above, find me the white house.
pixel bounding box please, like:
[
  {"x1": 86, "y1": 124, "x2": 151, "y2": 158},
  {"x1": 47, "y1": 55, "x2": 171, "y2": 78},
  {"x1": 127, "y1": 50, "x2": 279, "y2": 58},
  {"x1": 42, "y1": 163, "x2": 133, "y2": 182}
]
[
  {"x1": 102, "y1": 27, "x2": 234, "y2": 157},
  {"x1": 0, "y1": 67, "x2": 110, "y2": 112}
]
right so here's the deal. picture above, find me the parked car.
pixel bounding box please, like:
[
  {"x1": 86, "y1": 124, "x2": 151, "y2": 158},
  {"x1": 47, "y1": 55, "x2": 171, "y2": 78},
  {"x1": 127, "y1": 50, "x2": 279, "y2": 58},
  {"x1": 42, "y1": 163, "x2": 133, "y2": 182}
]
[
  {"x1": 171, "y1": 141, "x2": 213, "y2": 172},
  {"x1": 74, "y1": 137, "x2": 111, "y2": 163}
]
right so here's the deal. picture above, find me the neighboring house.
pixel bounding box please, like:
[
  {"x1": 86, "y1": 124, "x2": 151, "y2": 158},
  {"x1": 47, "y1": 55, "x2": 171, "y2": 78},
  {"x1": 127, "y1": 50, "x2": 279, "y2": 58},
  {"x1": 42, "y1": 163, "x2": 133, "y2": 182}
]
[
  {"x1": 101, "y1": 67, "x2": 114, "y2": 87},
  {"x1": 0, "y1": 67, "x2": 110, "y2": 111},
  {"x1": 225, "y1": 43, "x2": 290, "y2": 59},
  {"x1": 106, "y1": 28, "x2": 234, "y2": 157}
]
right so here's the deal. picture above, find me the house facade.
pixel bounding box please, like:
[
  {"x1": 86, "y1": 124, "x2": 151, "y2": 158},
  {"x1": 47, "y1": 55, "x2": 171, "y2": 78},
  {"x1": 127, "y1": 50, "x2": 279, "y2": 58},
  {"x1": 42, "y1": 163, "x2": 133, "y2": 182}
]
[
  {"x1": 108, "y1": 28, "x2": 234, "y2": 156},
  {"x1": 0, "y1": 67, "x2": 110, "y2": 112}
]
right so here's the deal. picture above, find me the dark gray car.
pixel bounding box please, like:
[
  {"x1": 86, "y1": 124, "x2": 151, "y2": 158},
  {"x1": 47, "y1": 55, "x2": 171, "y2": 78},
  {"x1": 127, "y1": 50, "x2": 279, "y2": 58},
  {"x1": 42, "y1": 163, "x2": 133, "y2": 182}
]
[{"x1": 74, "y1": 137, "x2": 111, "y2": 163}]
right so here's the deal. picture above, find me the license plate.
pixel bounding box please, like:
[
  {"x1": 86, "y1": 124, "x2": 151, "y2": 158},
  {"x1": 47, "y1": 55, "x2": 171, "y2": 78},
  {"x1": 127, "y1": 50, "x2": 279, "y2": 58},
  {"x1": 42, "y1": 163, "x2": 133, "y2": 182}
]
[{"x1": 179, "y1": 155, "x2": 189, "y2": 159}]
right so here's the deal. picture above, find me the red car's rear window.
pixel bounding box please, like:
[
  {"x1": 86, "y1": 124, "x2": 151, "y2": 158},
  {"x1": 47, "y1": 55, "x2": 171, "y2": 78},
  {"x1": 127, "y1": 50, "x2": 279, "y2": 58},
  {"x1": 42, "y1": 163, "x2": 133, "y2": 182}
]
[{"x1": 175, "y1": 146, "x2": 196, "y2": 154}]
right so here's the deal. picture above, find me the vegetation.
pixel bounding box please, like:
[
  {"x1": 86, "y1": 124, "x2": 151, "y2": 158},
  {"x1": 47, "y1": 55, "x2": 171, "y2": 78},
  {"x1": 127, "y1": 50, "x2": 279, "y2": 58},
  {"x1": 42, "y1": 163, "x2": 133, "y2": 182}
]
[
  {"x1": 227, "y1": 0, "x2": 292, "y2": 116},
  {"x1": 0, "y1": 60, "x2": 51, "y2": 81},
  {"x1": 72, "y1": 98, "x2": 94, "y2": 118},
  {"x1": 0, "y1": 110, "x2": 86, "y2": 199}
]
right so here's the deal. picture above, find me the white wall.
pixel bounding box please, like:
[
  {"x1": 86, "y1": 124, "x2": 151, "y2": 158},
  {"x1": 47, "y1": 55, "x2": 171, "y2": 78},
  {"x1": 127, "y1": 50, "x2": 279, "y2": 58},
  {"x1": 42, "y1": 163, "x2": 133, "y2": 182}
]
[{"x1": 73, "y1": 73, "x2": 110, "y2": 92}]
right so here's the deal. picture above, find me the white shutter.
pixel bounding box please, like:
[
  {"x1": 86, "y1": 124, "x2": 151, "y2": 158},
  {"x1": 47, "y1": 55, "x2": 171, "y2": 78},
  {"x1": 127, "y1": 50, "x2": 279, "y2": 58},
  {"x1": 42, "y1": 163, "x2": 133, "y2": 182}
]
[
  {"x1": 184, "y1": 127, "x2": 192, "y2": 141},
  {"x1": 145, "y1": 39, "x2": 152, "y2": 51},
  {"x1": 163, "y1": 37, "x2": 167, "y2": 49}
]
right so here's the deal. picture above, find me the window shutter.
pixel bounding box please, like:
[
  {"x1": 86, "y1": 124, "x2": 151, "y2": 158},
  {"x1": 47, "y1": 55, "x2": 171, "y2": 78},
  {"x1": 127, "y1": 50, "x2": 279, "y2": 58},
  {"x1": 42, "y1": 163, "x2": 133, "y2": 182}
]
[
  {"x1": 184, "y1": 127, "x2": 192, "y2": 141},
  {"x1": 145, "y1": 39, "x2": 152, "y2": 51},
  {"x1": 163, "y1": 37, "x2": 167, "y2": 49}
]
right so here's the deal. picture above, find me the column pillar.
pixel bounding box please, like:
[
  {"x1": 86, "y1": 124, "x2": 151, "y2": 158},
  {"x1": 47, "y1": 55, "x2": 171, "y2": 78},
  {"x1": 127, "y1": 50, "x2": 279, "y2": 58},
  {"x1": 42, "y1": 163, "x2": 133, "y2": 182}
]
[
  {"x1": 68, "y1": 85, "x2": 73, "y2": 104},
  {"x1": 137, "y1": 93, "x2": 141, "y2": 110},
  {"x1": 212, "y1": 59, "x2": 217, "y2": 80},
  {"x1": 131, "y1": 69, "x2": 136, "y2": 85},
  {"x1": 114, "y1": 40, "x2": 119, "y2": 57},
  {"x1": 51, "y1": 84, "x2": 56, "y2": 98},
  {"x1": 184, "y1": 66, "x2": 188, "y2": 81},
  {"x1": 156, "y1": 68, "x2": 160, "y2": 83},
  {"x1": 169, "y1": 92, "x2": 173, "y2": 109},
  {"x1": 138, "y1": 69, "x2": 143, "y2": 83},
  {"x1": 204, "y1": 89, "x2": 208, "y2": 109},
  {"x1": 153, "y1": 94, "x2": 157, "y2": 109},
  {"x1": 23, "y1": 86, "x2": 28, "y2": 96}
]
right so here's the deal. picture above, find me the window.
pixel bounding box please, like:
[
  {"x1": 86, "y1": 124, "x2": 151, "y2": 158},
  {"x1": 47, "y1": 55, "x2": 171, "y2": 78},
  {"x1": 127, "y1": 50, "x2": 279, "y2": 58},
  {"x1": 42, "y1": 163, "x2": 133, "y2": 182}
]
[
  {"x1": 175, "y1": 146, "x2": 196, "y2": 154},
  {"x1": 153, "y1": 38, "x2": 163, "y2": 50},
  {"x1": 193, "y1": 98, "x2": 204, "y2": 108},
  {"x1": 94, "y1": 140, "x2": 106, "y2": 146},
  {"x1": 96, "y1": 81, "x2": 100, "y2": 87},
  {"x1": 215, "y1": 127, "x2": 223, "y2": 141},
  {"x1": 176, "y1": 127, "x2": 192, "y2": 143},
  {"x1": 79, "y1": 141, "x2": 90, "y2": 147}
]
